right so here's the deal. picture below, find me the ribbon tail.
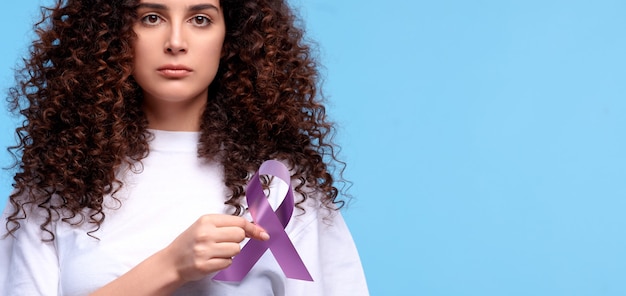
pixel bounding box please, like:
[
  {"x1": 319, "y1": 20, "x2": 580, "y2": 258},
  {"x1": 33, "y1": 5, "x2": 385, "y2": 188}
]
[
  {"x1": 213, "y1": 239, "x2": 269, "y2": 282},
  {"x1": 270, "y1": 231, "x2": 313, "y2": 281}
]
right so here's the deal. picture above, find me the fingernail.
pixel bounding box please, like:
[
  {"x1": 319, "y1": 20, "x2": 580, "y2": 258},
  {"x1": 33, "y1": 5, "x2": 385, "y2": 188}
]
[{"x1": 260, "y1": 231, "x2": 270, "y2": 240}]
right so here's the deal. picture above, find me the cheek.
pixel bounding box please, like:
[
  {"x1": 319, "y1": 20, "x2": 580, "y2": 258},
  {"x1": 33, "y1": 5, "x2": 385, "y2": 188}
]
[
  {"x1": 200, "y1": 34, "x2": 225, "y2": 59},
  {"x1": 133, "y1": 43, "x2": 150, "y2": 60},
  {"x1": 132, "y1": 43, "x2": 155, "y2": 72},
  {"x1": 133, "y1": 34, "x2": 157, "y2": 56}
]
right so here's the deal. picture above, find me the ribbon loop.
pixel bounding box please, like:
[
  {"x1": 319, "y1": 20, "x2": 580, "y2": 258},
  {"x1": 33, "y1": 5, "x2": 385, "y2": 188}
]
[{"x1": 213, "y1": 160, "x2": 313, "y2": 282}]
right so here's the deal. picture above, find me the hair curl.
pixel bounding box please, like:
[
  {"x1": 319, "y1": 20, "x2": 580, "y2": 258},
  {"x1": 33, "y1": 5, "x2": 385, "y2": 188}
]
[{"x1": 5, "y1": 0, "x2": 347, "y2": 241}]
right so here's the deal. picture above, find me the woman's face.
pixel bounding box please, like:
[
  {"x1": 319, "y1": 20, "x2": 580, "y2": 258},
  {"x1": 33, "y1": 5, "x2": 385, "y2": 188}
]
[{"x1": 132, "y1": 0, "x2": 225, "y2": 123}]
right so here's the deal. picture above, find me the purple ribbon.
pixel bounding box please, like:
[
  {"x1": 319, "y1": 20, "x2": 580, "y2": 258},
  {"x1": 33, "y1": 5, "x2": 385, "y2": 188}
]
[{"x1": 213, "y1": 160, "x2": 313, "y2": 282}]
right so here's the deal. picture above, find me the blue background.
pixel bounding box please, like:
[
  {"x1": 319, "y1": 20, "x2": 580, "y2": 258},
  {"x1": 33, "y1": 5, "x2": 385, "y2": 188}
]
[{"x1": 3, "y1": 0, "x2": 626, "y2": 295}]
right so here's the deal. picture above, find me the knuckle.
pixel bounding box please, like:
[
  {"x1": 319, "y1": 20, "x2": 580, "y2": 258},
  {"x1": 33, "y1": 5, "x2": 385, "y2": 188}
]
[
  {"x1": 235, "y1": 228, "x2": 246, "y2": 241},
  {"x1": 199, "y1": 215, "x2": 212, "y2": 224},
  {"x1": 193, "y1": 235, "x2": 207, "y2": 244},
  {"x1": 232, "y1": 245, "x2": 242, "y2": 255},
  {"x1": 192, "y1": 245, "x2": 206, "y2": 257},
  {"x1": 193, "y1": 258, "x2": 205, "y2": 270}
]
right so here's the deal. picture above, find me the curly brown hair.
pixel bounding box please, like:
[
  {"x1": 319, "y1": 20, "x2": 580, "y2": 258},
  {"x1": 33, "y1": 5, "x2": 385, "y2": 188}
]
[{"x1": 5, "y1": 0, "x2": 347, "y2": 241}]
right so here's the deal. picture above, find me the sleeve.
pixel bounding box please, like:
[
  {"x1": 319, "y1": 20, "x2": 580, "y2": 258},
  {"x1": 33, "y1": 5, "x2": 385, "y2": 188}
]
[
  {"x1": 285, "y1": 201, "x2": 370, "y2": 296},
  {"x1": 0, "y1": 200, "x2": 60, "y2": 296},
  {"x1": 261, "y1": 170, "x2": 370, "y2": 296},
  {"x1": 0, "y1": 201, "x2": 15, "y2": 292}
]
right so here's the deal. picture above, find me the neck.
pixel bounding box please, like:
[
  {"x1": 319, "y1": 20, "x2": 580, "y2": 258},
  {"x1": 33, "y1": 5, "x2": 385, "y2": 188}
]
[{"x1": 142, "y1": 96, "x2": 206, "y2": 132}]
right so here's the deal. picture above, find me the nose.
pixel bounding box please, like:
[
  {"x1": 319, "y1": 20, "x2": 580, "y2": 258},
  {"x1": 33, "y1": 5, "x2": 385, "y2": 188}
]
[{"x1": 164, "y1": 23, "x2": 187, "y2": 54}]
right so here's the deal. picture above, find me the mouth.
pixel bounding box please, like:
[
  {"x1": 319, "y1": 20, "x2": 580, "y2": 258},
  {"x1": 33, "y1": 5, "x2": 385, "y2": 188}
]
[{"x1": 157, "y1": 65, "x2": 193, "y2": 78}]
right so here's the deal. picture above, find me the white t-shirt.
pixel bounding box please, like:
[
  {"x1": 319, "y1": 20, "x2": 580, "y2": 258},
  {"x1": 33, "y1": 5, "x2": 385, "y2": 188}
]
[{"x1": 0, "y1": 130, "x2": 369, "y2": 295}]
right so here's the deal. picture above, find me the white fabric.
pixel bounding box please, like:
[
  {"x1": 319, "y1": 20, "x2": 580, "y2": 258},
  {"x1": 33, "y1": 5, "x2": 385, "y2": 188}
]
[{"x1": 0, "y1": 130, "x2": 369, "y2": 295}]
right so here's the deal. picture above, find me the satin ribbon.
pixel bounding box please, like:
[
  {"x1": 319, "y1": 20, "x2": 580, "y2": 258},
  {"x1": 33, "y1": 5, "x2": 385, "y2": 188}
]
[{"x1": 213, "y1": 160, "x2": 313, "y2": 282}]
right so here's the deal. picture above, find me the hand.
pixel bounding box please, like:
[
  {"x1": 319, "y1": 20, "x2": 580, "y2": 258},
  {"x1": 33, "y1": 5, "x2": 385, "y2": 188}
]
[{"x1": 163, "y1": 214, "x2": 270, "y2": 283}]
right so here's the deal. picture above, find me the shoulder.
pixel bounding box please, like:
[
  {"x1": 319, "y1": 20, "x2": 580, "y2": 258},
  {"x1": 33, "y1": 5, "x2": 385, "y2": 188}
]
[{"x1": 1, "y1": 189, "x2": 73, "y2": 241}]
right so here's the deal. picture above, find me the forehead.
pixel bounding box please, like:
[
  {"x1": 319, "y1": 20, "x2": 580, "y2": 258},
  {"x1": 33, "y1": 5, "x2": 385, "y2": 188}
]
[{"x1": 135, "y1": 0, "x2": 221, "y2": 6}]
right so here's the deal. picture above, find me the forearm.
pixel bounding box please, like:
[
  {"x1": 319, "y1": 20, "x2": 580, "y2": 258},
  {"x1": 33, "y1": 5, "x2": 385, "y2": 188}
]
[
  {"x1": 89, "y1": 214, "x2": 267, "y2": 295},
  {"x1": 90, "y1": 248, "x2": 184, "y2": 296}
]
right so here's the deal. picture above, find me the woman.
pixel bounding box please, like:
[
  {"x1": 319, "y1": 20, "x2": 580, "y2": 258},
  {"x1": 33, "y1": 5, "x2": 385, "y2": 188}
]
[{"x1": 0, "y1": 0, "x2": 369, "y2": 295}]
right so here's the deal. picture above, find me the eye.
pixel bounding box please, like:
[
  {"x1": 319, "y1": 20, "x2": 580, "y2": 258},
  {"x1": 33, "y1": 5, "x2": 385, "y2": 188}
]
[
  {"x1": 190, "y1": 15, "x2": 212, "y2": 27},
  {"x1": 141, "y1": 14, "x2": 163, "y2": 26}
]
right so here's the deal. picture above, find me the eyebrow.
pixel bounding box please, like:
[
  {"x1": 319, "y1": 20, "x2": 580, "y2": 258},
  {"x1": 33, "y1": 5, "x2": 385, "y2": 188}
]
[{"x1": 136, "y1": 3, "x2": 220, "y2": 12}]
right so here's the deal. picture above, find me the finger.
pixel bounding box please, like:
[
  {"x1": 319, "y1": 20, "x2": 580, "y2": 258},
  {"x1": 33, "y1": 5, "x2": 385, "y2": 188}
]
[
  {"x1": 209, "y1": 215, "x2": 270, "y2": 241},
  {"x1": 209, "y1": 215, "x2": 250, "y2": 227},
  {"x1": 210, "y1": 242, "x2": 242, "y2": 258},
  {"x1": 211, "y1": 226, "x2": 246, "y2": 243},
  {"x1": 200, "y1": 258, "x2": 233, "y2": 273},
  {"x1": 242, "y1": 220, "x2": 270, "y2": 241}
]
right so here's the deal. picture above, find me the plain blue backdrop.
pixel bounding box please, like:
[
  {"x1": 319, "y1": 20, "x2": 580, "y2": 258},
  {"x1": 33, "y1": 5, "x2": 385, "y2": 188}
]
[{"x1": 3, "y1": 0, "x2": 626, "y2": 295}]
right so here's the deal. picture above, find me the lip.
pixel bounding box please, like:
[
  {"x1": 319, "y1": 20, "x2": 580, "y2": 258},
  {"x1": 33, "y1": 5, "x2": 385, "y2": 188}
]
[{"x1": 157, "y1": 64, "x2": 193, "y2": 78}]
